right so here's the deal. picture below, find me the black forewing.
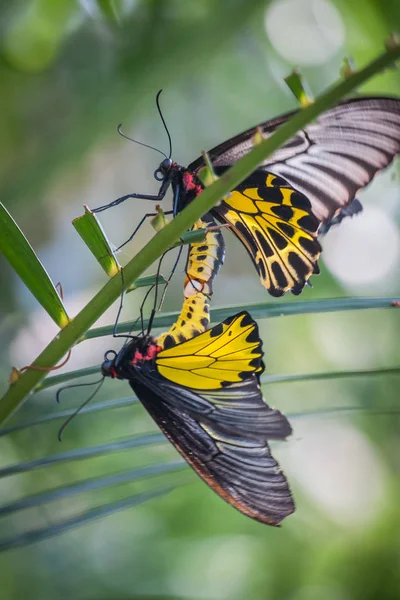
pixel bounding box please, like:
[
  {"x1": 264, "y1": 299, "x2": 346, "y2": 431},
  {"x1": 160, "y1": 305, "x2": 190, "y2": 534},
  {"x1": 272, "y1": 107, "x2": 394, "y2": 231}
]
[
  {"x1": 130, "y1": 375, "x2": 294, "y2": 525},
  {"x1": 189, "y1": 97, "x2": 400, "y2": 223}
]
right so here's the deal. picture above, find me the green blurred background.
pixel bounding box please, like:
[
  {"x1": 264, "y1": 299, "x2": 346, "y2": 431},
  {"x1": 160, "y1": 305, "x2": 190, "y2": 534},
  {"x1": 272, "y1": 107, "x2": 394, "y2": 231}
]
[{"x1": 0, "y1": 0, "x2": 399, "y2": 598}]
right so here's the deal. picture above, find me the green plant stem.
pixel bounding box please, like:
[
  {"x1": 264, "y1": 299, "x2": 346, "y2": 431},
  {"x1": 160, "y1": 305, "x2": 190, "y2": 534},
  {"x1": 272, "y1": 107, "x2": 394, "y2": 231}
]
[
  {"x1": 1, "y1": 45, "x2": 399, "y2": 424},
  {"x1": 262, "y1": 366, "x2": 400, "y2": 385},
  {"x1": 84, "y1": 297, "x2": 400, "y2": 340}
]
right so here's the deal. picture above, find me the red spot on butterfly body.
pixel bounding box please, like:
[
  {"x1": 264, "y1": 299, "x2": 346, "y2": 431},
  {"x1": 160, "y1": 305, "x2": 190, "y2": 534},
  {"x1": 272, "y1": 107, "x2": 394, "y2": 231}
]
[
  {"x1": 131, "y1": 343, "x2": 162, "y2": 364},
  {"x1": 183, "y1": 171, "x2": 202, "y2": 196},
  {"x1": 147, "y1": 344, "x2": 162, "y2": 358},
  {"x1": 133, "y1": 350, "x2": 144, "y2": 363}
]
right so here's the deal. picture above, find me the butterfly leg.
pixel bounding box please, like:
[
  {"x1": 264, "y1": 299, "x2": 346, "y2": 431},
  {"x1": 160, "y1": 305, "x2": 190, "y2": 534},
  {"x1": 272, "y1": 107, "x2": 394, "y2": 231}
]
[
  {"x1": 114, "y1": 210, "x2": 174, "y2": 252},
  {"x1": 92, "y1": 175, "x2": 172, "y2": 213},
  {"x1": 92, "y1": 192, "x2": 166, "y2": 213}
]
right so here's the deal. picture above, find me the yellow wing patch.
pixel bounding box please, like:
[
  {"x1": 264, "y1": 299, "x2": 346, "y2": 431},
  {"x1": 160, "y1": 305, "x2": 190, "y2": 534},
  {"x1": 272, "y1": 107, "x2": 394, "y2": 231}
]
[
  {"x1": 213, "y1": 173, "x2": 322, "y2": 297},
  {"x1": 156, "y1": 312, "x2": 263, "y2": 390}
]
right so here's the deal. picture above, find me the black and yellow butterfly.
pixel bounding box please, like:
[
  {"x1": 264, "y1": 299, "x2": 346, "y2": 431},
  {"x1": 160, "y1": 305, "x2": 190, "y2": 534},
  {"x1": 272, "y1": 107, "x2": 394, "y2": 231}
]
[
  {"x1": 97, "y1": 96, "x2": 400, "y2": 297},
  {"x1": 102, "y1": 311, "x2": 295, "y2": 525}
]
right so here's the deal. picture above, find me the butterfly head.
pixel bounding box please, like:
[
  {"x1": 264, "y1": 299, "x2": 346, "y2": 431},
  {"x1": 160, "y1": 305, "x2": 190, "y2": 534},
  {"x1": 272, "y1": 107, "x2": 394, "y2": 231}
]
[
  {"x1": 154, "y1": 157, "x2": 173, "y2": 181},
  {"x1": 101, "y1": 349, "x2": 119, "y2": 379},
  {"x1": 101, "y1": 337, "x2": 162, "y2": 379}
]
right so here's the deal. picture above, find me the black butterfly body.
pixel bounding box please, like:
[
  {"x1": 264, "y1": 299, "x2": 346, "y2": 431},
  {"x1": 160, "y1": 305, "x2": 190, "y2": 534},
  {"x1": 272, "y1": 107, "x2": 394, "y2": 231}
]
[
  {"x1": 150, "y1": 96, "x2": 400, "y2": 296},
  {"x1": 102, "y1": 312, "x2": 295, "y2": 525}
]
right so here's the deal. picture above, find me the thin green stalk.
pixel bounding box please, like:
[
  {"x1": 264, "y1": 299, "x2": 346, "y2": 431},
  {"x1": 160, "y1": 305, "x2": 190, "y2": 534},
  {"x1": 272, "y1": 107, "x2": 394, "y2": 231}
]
[
  {"x1": 287, "y1": 406, "x2": 400, "y2": 420},
  {"x1": 0, "y1": 397, "x2": 137, "y2": 437},
  {"x1": 0, "y1": 433, "x2": 165, "y2": 478},
  {"x1": 34, "y1": 365, "x2": 100, "y2": 388},
  {"x1": 262, "y1": 366, "x2": 400, "y2": 385},
  {"x1": 1, "y1": 45, "x2": 399, "y2": 423},
  {"x1": 0, "y1": 487, "x2": 175, "y2": 552},
  {"x1": 84, "y1": 297, "x2": 400, "y2": 340},
  {"x1": 0, "y1": 461, "x2": 186, "y2": 516}
]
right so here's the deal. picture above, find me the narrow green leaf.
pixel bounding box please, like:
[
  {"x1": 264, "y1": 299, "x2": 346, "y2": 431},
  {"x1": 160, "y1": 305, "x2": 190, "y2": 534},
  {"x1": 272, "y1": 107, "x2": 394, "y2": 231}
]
[
  {"x1": 288, "y1": 406, "x2": 400, "y2": 420},
  {"x1": 261, "y1": 366, "x2": 400, "y2": 385},
  {"x1": 83, "y1": 297, "x2": 400, "y2": 341},
  {"x1": 34, "y1": 365, "x2": 100, "y2": 391},
  {"x1": 150, "y1": 206, "x2": 170, "y2": 232},
  {"x1": 0, "y1": 203, "x2": 69, "y2": 327},
  {"x1": 126, "y1": 274, "x2": 168, "y2": 294},
  {"x1": 73, "y1": 206, "x2": 120, "y2": 277},
  {"x1": 172, "y1": 228, "x2": 208, "y2": 247},
  {"x1": 0, "y1": 433, "x2": 165, "y2": 478},
  {"x1": 198, "y1": 151, "x2": 219, "y2": 187},
  {"x1": 0, "y1": 397, "x2": 137, "y2": 438},
  {"x1": 340, "y1": 56, "x2": 356, "y2": 78},
  {"x1": 0, "y1": 461, "x2": 186, "y2": 517},
  {"x1": 284, "y1": 69, "x2": 314, "y2": 107},
  {"x1": 0, "y1": 487, "x2": 174, "y2": 552}
]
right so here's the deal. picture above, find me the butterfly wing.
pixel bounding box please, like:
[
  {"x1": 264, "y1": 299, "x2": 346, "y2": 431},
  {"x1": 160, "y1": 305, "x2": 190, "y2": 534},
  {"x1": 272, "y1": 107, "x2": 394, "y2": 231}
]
[
  {"x1": 126, "y1": 312, "x2": 294, "y2": 525},
  {"x1": 132, "y1": 378, "x2": 294, "y2": 526},
  {"x1": 190, "y1": 97, "x2": 400, "y2": 223},
  {"x1": 209, "y1": 170, "x2": 321, "y2": 296},
  {"x1": 155, "y1": 311, "x2": 264, "y2": 389},
  {"x1": 188, "y1": 97, "x2": 400, "y2": 295}
]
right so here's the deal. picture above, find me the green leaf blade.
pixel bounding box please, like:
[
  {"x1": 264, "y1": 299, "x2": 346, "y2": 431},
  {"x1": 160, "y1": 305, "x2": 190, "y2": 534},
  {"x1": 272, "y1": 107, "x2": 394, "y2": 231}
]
[
  {"x1": 0, "y1": 487, "x2": 175, "y2": 552},
  {"x1": 0, "y1": 461, "x2": 186, "y2": 517},
  {"x1": 73, "y1": 207, "x2": 120, "y2": 277},
  {"x1": 0, "y1": 202, "x2": 69, "y2": 327},
  {"x1": 83, "y1": 297, "x2": 400, "y2": 341}
]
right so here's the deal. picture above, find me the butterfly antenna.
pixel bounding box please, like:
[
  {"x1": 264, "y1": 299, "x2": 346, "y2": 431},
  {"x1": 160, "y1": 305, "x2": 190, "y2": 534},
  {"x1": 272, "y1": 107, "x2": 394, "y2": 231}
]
[
  {"x1": 56, "y1": 378, "x2": 104, "y2": 405},
  {"x1": 112, "y1": 268, "x2": 130, "y2": 339},
  {"x1": 137, "y1": 283, "x2": 157, "y2": 337},
  {"x1": 144, "y1": 245, "x2": 184, "y2": 334},
  {"x1": 122, "y1": 246, "x2": 180, "y2": 339},
  {"x1": 146, "y1": 270, "x2": 161, "y2": 336},
  {"x1": 57, "y1": 377, "x2": 105, "y2": 441},
  {"x1": 155, "y1": 90, "x2": 172, "y2": 159},
  {"x1": 117, "y1": 125, "x2": 167, "y2": 160},
  {"x1": 120, "y1": 280, "x2": 159, "y2": 340},
  {"x1": 146, "y1": 248, "x2": 171, "y2": 335},
  {"x1": 111, "y1": 268, "x2": 146, "y2": 344}
]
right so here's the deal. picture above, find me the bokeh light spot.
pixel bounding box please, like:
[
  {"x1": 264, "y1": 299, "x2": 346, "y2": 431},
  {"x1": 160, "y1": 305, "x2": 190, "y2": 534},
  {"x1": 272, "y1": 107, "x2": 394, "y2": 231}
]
[
  {"x1": 322, "y1": 207, "x2": 400, "y2": 289},
  {"x1": 265, "y1": 0, "x2": 345, "y2": 65},
  {"x1": 288, "y1": 420, "x2": 387, "y2": 526}
]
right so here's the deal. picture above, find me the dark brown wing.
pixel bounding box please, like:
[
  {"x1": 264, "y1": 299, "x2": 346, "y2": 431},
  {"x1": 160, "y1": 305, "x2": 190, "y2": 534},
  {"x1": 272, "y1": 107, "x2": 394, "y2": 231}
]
[
  {"x1": 131, "y1": 376, "x2": 294, "y2": 526},
  {"x1": 189, "y1": 97, "x2": 400, "y2": 223}
]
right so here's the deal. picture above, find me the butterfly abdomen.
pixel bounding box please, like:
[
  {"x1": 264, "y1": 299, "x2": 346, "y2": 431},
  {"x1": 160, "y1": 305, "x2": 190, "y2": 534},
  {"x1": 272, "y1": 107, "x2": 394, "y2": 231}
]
[
  {"x1": 185, "y1": 212, "x2": 225, "y2": 297},
  {"x1": 157, "y1": 292, "x2": 211, "y2": 350},
  {"x1": 157, "y1": 213, "x2": 225, "y2": 349}
]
